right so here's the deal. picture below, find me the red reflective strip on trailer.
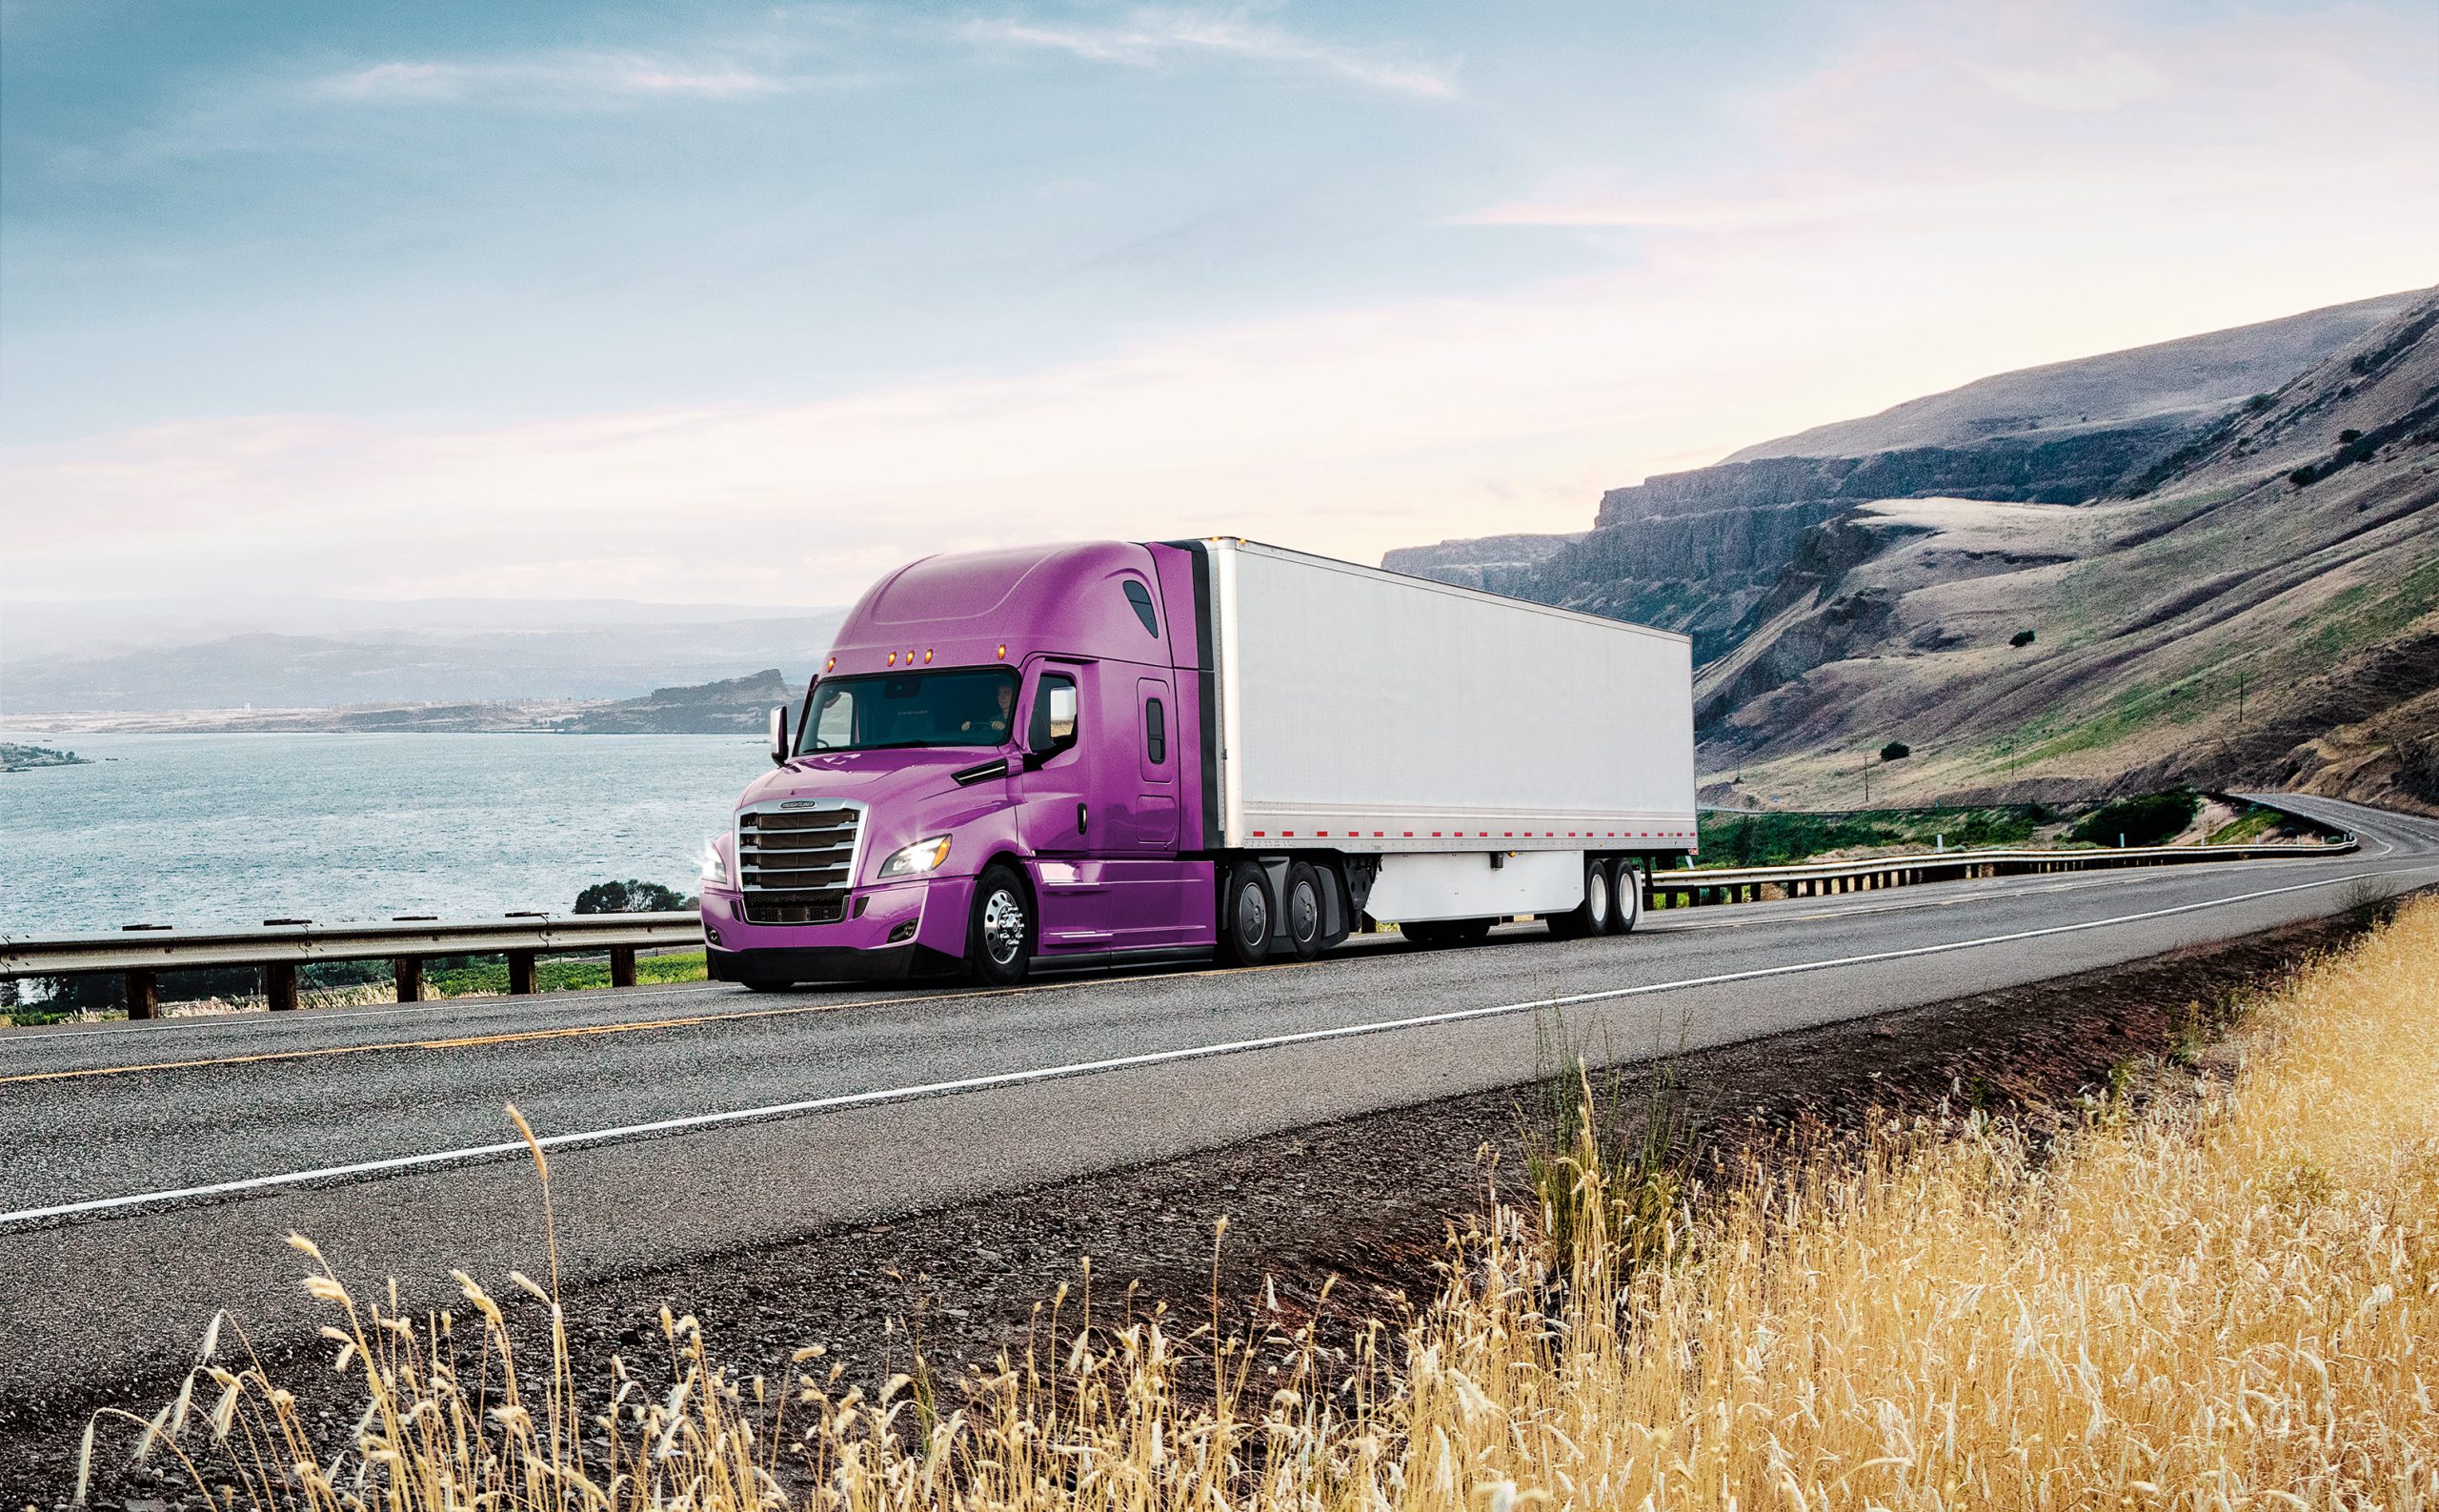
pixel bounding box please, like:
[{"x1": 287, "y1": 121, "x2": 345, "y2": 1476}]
[{"x1": 1252, "y1": 831, "x2": 1266, "y2": 837}]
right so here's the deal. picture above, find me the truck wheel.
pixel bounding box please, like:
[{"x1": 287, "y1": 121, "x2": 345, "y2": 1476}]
[
  {"x1": 969, "y1": 865, "x2": 1032, "y2": 985},
  {"x1": 1218, "y1": 859, "x2": 1275, "y2": 966},
  {"x1": 1449, "y1": 917, "x2": 1495, "y2": 946},
  {"x1": 1547, "y1": 857, "x2": 1612, "y2": 939},
  {"x1": 1283, "y1": 861, "x2": 1325, "y2": 961},
  {"x1": 1608, "y1": 860, "x2": 1643, "y2": 935},
  {"x1": 1401, "y1": 919, "x2": 1446, "y2": 949}
]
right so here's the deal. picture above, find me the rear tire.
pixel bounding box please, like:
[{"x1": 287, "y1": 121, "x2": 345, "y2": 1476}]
[
  {"x1": 1449, "y1": 917, "x2": 1495, "y2": 946},
  {"x1": 1218, "y1": 859, "x2": 1275, "y2": 966},
  {"x1": 1283, "y1": 861, "x2": 1325, "y2": 961},
  {"x1": 1608, "y1": 859, "x2": 1643, "y2": 935},
  {"x1": 1547, "y1": 857, "x2": 1613, "y2": 939},
  {"x1": 969, "y1": 865, "x2": 1032, "y2": 985}
]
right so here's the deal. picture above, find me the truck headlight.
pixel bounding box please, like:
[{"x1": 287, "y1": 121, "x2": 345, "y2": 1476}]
[
  {"x1": 699, "y1": 836, "x2": 732, "y2": 887},
  {"x1": 877, "y1": 835, "x2": 952, "y2": 878}
]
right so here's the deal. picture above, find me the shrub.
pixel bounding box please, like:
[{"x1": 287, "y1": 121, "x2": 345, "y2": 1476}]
[
  {"x1": 2069, "y1": 788, "x2": 2202, "y2": 848},
  {"x1": 2010, "y1": 629, "x2": 2036, "y2": 648},
  {"x1": 1880, "y1": 740, "x2": 1911, "y2": 761},
  {"x1": 2339, "y1": 428, "x2": 2364, "y2": 444},
  {"x1": 2288, "y1": 466, "x2": 2317, "y2": 488},
  {"x1": 574, "y1": 879, "x2": 689, "y2": 914},
  {"x1": 2396, "y1": 736, "x2": 2439, "y2": 804}
]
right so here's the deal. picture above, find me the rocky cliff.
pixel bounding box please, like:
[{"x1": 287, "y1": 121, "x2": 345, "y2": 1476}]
[{"x1": 1382, "y1": 287, "x2": 2439, "y2": 810}]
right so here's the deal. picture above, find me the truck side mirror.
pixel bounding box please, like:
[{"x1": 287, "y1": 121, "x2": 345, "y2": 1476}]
[{"x1": 768, "y1": 705, "x2": 790, "y2": 767}]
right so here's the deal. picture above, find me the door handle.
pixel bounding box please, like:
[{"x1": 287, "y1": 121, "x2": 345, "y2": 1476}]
[{"x1": 1077, "y1": 802, "x2": 1089, "y2": 833}]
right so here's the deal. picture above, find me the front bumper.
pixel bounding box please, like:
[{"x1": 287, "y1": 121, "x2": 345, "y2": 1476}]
[{"x1": 699, "y1": 875, "x2": 973, "y2": 983}]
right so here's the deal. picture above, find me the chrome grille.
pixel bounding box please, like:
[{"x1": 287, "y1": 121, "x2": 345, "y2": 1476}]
[{"x1": 737, "y1": 802, "x2": 863, "y2": 925}]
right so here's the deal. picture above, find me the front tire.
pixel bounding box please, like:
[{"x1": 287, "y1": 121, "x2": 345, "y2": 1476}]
[
  {"x1": 1218, "y1": 859, "x2": 1275, "y2": 966},
  {"x1": 969, "y1": 865, "x2": 1032, "y2": 985}
]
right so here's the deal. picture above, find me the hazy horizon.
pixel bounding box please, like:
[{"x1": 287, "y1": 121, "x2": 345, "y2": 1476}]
[{"x1": 6, "y1": 1, "x2": 2433, "y2": 609}]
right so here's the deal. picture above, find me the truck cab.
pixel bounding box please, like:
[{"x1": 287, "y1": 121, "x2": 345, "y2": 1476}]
[{"x1": 700, "y1": 541, "x2": 1222, "y2": 988}]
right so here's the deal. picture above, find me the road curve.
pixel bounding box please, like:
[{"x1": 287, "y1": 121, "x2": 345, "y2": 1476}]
[{"x1": 3, "y1": 792, "x2": 2433, "y2": 1401}]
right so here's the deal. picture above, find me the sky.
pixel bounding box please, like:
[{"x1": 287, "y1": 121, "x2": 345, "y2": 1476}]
[{"x1": 3, "y1": 0, "x2": 2434, "y2": 610}]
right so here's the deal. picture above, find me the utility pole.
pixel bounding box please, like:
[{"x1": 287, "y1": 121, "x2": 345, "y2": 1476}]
[{"x1": 1862, "y1": 750, "x2": 1870, "y2": 807}]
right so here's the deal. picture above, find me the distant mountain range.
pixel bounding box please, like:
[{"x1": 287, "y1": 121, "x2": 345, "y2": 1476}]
[
  {"x1": 1385, "y1": 288, "x2": 2439, "y2": 814},
  {"x1": 0, "y1": 599, "x2": 840, "y2": 717}
]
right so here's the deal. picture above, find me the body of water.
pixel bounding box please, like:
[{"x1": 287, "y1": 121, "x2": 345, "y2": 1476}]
[{"x1": 1, "y1": 733, "x2": 768, "y2": 935}]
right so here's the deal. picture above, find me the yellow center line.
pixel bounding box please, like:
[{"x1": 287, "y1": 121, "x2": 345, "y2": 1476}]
[{"x1": 1, "y1": 958, "x2": 1320, "y2": 1086}]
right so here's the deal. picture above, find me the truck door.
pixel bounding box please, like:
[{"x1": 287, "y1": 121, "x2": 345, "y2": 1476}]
[
  {"x1": 1015, "y1": 668, "x2": 1088, "y2": 857},
  {"x1": 1131, "y1": 676, "x2": 1179, "y2": 850}
]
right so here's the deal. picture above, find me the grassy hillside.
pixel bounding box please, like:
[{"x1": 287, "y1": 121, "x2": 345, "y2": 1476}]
[{"x1": 1699, "y1": 292, "x2": 2439, "y2": 814}]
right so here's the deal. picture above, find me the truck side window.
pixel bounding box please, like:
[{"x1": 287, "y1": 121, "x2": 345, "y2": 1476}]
[
  {"x1": 1144, "y1": 697, "x2": 1166, "y2": 763},
  {"x1": 1121, "y1": 580, "x2": 1159, "y2": 636},
  {"x1": 1030, "y1": 674, "x2": 1079, "y2": 752}
]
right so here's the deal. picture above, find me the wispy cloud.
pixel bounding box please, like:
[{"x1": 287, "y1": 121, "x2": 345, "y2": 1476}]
[
  {"x1": 961, "y1": 10, "x2": 1459, "y2": 99},
  {"x1": 312, "y1": 50, "x2": 796, "y2": 105},
  {"x1": 1456, "y1": 1, "x2": 2432, "y2": 233}
]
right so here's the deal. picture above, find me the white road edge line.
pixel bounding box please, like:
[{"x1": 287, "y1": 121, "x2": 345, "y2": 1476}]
[{"x1": 8, "y1": 860, "x2": 2433, "y2": 1229}]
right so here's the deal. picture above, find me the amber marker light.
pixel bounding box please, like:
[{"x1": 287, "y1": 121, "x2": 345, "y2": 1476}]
[
  {"x1": 886, "y1": 652, "x2": 897, "y2": 666},
  {"x1": 996, "y1": 644, "x2": 1008, "y2": 659},
  {"x1": 923, "y1": 649, "x2": 934, "y2": 663},
  {"x1": 825, "y1": 656, "x2": 835, "y2": 672}
]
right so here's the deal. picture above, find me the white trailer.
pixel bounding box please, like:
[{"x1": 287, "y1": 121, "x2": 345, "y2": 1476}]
[{"x1": 1202, "y1": 539, "x2": 1696, "y2": 936}]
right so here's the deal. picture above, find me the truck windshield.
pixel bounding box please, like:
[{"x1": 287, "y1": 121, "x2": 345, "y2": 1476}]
[{"x1": 800, "y1": 669, "x2": 1021, "y2": 753}]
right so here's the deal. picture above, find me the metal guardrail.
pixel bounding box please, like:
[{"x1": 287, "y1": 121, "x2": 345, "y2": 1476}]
[
  {"x1": 1642, "y1": 837, "x2": 2356, "y2": 908},
  {"x1": 1, "y1": 913, "x2": 701, "y2": 1018},
  {"x1": 1, "y1": 833, "x2": 2357, "y2": 1020}
]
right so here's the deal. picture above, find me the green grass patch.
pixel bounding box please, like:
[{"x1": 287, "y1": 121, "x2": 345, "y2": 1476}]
[
  {"x1": 422, "y1": 950, "x2": 709, "y2": 998},
  {"x1": 2207, "y1": 806, "x2": 2283, "y2": 845},
  {"x1": 1697, "y1": 804, "x2": 2054, "y2": 867}
]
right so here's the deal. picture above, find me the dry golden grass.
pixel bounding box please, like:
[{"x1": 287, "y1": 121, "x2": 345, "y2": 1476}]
[{"x1": 101, "y1": 898, "x2": 2439, "y2": 1508}]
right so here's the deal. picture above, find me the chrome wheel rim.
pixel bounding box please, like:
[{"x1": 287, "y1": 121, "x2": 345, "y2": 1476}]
[
  {"x1": 981, "y1": 888, "x2": 1025, "y2": 964},
  {"x1": 1586, "y1": 867, "x2": 1610, "y2": 928}
]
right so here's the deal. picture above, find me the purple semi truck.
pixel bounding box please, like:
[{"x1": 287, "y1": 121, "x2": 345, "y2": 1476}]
[{"x1": 698, "y1": 538, "x2": 1697, "y2": 988}]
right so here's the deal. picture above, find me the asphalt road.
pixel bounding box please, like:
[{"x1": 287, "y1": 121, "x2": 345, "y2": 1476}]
[{"x1": 3, "y1": 792, "x2": 2434, "y2": 1402}]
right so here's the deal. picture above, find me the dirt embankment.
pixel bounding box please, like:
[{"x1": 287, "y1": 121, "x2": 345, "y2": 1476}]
[{"x1": 20, "y1": 903, "x2": 2412, "y2": 1508}]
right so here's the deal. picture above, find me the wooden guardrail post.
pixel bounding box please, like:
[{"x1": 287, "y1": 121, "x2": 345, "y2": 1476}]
[
  {"x1": 394, "y1": 958, "x2": 422, "y2": 1003},
  {"x1": 611, "y1": 945, "x2": 637, "y2": 988},
  {"x1": 508, "y1": 951, "x2": 537, "y2": 996},
  {"x1": 267, "y1": 962, "x2": 299, "y2": 1012},
  {"x1": 126, "y1": 971, "x2": 157, "y2": 1020}
]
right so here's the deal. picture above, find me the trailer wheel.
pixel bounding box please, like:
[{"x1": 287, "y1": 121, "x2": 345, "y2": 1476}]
[
  {"x1": 969, "y1": 865, "x2": 1033, "y2": 985},
  {"x1": 1547, "y1": 857, "x2": 1612, "y2": 939},
  {"x1": 1219, "y1": 859, "x2": 1275, "y2": 966},
  {"x1": 1283, "y1": 861, "x2": 1325, "y2": 961},
  {"x1": 1449, "y1": 917, "x2": 1495, "y2": 946},
  {"x1": 1401, "y1": 920, "x2": 1447, "y2": 949},
  {"x1": 1608, "y1": 859, "x2": 1643, "y2": 935}
]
